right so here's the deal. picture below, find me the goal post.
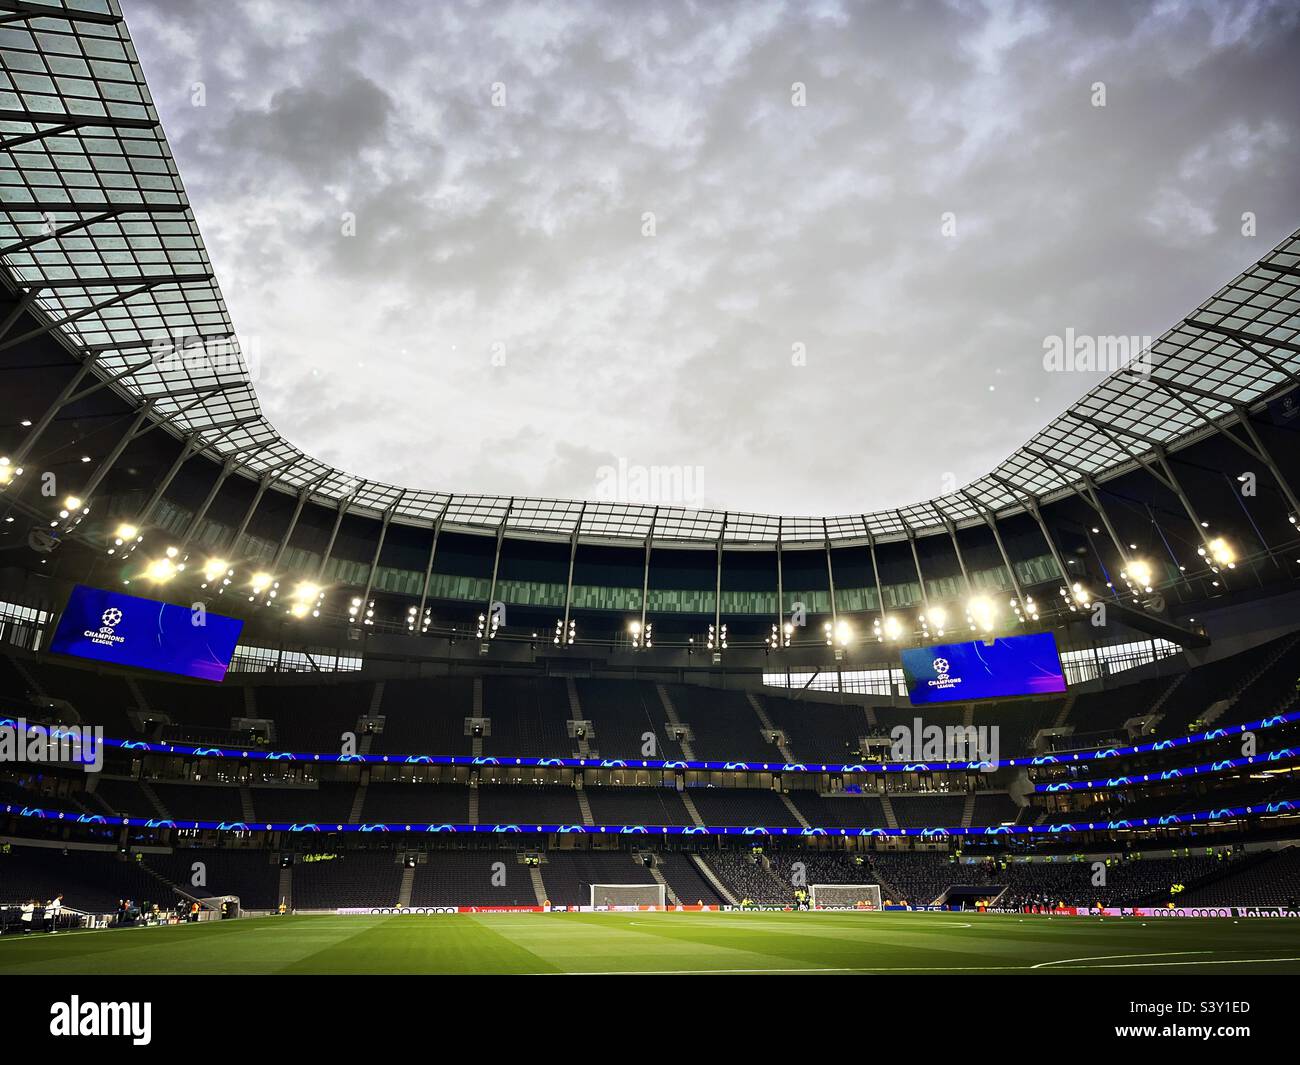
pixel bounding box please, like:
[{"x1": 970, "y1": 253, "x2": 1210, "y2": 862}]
[
  {"x1": 809, "y1": 884, "x2": 883, "y2": 911},
  {"x1": 590, "y1": 884, "x2": 666, "y2": 909}
]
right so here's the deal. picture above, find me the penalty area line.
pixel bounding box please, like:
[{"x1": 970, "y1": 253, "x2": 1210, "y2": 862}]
[
  {"x1": 553, "y1": 953, "x2": 1300, "y2": 975},
  {"x1": 1030, "y1": 951, "x2": 1209, "y2": 969}
]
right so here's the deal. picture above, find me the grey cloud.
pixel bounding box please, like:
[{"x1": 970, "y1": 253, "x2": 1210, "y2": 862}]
[{"x1": 123, "y1": 0, "x2": 1300, "y2": 514}]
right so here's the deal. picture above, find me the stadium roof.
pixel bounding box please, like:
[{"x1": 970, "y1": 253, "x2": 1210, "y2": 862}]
[{"x1": 2, "y1": 0, "x2": 1299, "y2": 546}]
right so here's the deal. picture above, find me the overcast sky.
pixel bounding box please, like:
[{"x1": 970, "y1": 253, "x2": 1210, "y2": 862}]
[{"x1": 122, "y1": 0, "x2": 1300, "y2": 516}]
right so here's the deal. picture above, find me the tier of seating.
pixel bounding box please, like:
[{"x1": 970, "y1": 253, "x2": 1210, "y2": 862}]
[
  {"x1": 584, "y1": 784, "x2": 692, "y2": 826},
  {"x1": 652, "y1": 851, "x2": 726, "y2": 906},
  {"x1": 1176, "y1": 847, "x2": 1300, "y2": 906},
  {"x1": 994, "y1": 854, "x2": 1225, "y2": 908},
  {"x1": 17, "y1": 759, "x2": 1299, "y2": 833},
  {"x1": 476, "y1": 785, "x2": 582, "y2": 825},
  {"x1": 668, "y1": 686, "x2": 777, "y2": 761},
  {"x1": 701, "y1": 852, "x2": 791, "y2": 903},
  {"x1": 891, "y1": 794, "x2": 966, "y2": 828},
  {"x1": 761, "y1": 695, "x2": 869, "y2": 762},
  {"x1": 0, "y1": 846, "x2": 164, "y2": 913},
  {"x1": 868, "y1": 852, "x2": 955, "y2": 905},
  {"x1": 409, "y1": 850, "x2": 535, "y2": 907},
  {"x1": 290, "y1": 852, "x2": 405, "y2": 909},
  {"x1": 788, "y1": 791, "x2": 888, "y2": 829},
  {"x1": 373, "y1": 677, "x2": 475, "y2": 755},
  {"x1": 250, "y1": 785, "x2": 356, "y2": 825},
  {"x1": 687, "y1": 786, "x2": 792, "y2": 826},
  {"x1": 142, "y1": 848, "x2": 282, "y2": 910},
  {"x1": 4, "y1": 629, "x2": 1298, "y2": 771},
  {"x1": 534, "y1": 851, "x2": 658, "y2": 905},
  {"x1": 7, "y1": 841, "x2": 1298, "y2": 916},
  {"x1": 578, "y1": 679, "x2": 682, "y2": 759},
  {"x1": 361, "y1": 782, "x2": 470, "y2": 824}
]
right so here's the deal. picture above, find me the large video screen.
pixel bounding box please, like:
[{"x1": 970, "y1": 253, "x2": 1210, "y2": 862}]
[
  {"x1": 49, "y1": 585, "x2": 243, "y2": 682},
  {"x1": 900, "y1": 632, "x2": 1066, "y2": 705}
]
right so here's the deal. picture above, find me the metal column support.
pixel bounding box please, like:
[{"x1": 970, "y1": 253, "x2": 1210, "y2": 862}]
[
  {"x1": 224, "y1": 454, "x2": 300, "y2": 558},
  {"x1": 561, "y1": 504, "x2": 585, "y2": 638},
  {"x1": 75, "y1": 399, "x2": 155, "y2": 503},
  {"x1": 270, "y1": 475, "x2": 327, "y2": 572},
  {"x1": 1068, "y1": 411, "x2": 1222, "y2": 574},
  {"x1": 823, "y1": 519, "x2": 838, "y2": 622},
  {"x1": 0, "y1": 288, "x2": 39, "y2": 342},
  {"x1": 941, "y1": 517, "x2": 974, "y2": 595},
  {"x1": 713, "y1": 517, "x2": 727, "y2": 643},
  {"x1": 1232, "y1": 404, "x2": 1300, "y2": 519},
  {"x1": 228, "y1": 472, "x2": 275, "y2": 557},
  {"x1": 414, "y1": 497, "x2": 451, "y2": 624},
  {"x1": 179, "y1": 454, "x2": 240, "y2": 552},
  {"x1": 315, "y1": 481, "x2": 366, "y2": 582},
  {"x1": 981, "y1": 508, "x2": 1026, "y2": 606},
  {"x1": 1016, "y1": 489, "x2": 1076, "y2": 589},
  {"x1": 1078, "y1": 475, "x2": 1133, "y2": 570},
  {"x1": 900, "y1": 516, "x2": 929, "y2": 608},
  {"x1": 1149, "y1": 447, "x2": 1228, "y2": 583},
  {"x1": 4, "y1": 354, "x2": 99, "y2": 468},
  {"x1": 484, "y1": 498, "x2": 513, "y2": 623},
  {"x1": 639, "y1": 508, "x2": 657, "y2": 637},
  {"x1": 866, "y1": 529, "x2": 888, "y2": 627},
  {"x1": 137, "y1": 433, "x2": 201, "y2": 528},
  {"x1": 359, "y1": 496, "x2": 403, "y2": 622},
  {"x1": 774, "y1": 517, "x2": 784, "y2": 636}
]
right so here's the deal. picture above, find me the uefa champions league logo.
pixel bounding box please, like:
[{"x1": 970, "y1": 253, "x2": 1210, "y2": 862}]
[
  {"x1": 925, "y1": 656, "x2": 960, "y2": 692},
  {"x1": 83, "y1": 605, "x2": 127, "y2": 647}
]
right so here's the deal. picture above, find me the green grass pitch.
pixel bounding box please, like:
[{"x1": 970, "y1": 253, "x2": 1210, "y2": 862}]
[{"x1": 3, "y1": 912, "x2": 1300, "y2": 975}]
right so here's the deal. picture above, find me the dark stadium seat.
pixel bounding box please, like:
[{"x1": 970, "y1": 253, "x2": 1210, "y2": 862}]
[
  {"x1": 687, "y1": 786, "x2": 791, "y2": 826},
  {"x1": 787, "y1": 790, "x2": 887, "y2": 829},
  {"x1": 576, "y1": 679, "x2": 684, "y2": 761},
  {"x1": 409, "y1": 850, "x2": 538, "y2": 907},
  {"x1": 290, "y1": 852, "x2": 405, "y2": 909},
  {"x1": 476, "y1": 784, "x2": 582, "y2": 825},
  {"x1": 373, "y1": 677, "x2": 475, "y2": 756},
  {"x1": 667, "y1": 685, "x2": 775, "y2": 761},
  {"x1": 889, "y1": 794, "x2": 966, "y2": 828},
  {"x1": 361, "y1": 782, "x2": 470, "y2": 824},
  {"x1": 0, "y1": 845, "x2": 165, "y2": 915},
  {"x1": 148, "y1": 782, "x2": 244, "y2": 823},
  {"x1": 699, "y1": 852, "x2": 790, "y2": 904},
  {"x1": 537, "y1": 851, "x2": 658, "y2": 906},
  {"x1": 255, "y1": 682, "x2": 370, "y2": 751},
  {"x1": 652, "y1": 852, "x2": 725, "y2": 905},
  {"x1": 585, "y1": 784, "x2": 692, "y2": 827},
  {"x1": 759, "y1": 694, "x2": 871, "y2": 763},
  {"x1": 481, "y1": 677, "x2": 573, "y2": 756},
  {"x1": 250, "y1": 784, "x2": 356, "y2": 826},
  {"x1": 143, "y1": 848, "x2": 282, "y2": 910}
]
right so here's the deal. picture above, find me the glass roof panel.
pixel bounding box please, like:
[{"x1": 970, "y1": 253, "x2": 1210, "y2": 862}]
[{"x1": 2, "y1": 1, "x2": 1298, "y2": 546}]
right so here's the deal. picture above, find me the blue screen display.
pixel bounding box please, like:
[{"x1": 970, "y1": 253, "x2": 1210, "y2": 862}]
[
  {"x1": 900, "y1": 632, "x2": 1066, "y2": 705},
  {"x1": 49, "y1": 585, "x2": 243, "y2": 682}
]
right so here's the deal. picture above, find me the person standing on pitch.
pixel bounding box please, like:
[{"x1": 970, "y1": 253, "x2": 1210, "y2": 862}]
[{"x1": 45, "y1": 893, "x2": 62, "y2": 933}]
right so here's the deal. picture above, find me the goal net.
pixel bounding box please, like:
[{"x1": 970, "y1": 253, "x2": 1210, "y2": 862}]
[
  {"x1": 809, "y1": 884, "x2": 883, "y2": 911},
  {"x1": 590, "y1": 884, "x2": 666, "y2": 909}
]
